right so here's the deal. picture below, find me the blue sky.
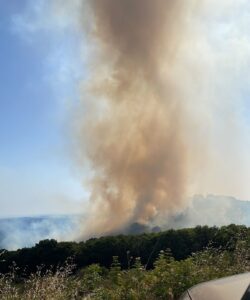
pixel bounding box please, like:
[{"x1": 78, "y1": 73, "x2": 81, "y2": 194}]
[{"x1": 0, "y1": 1, "x2": 85, "y2": 217}]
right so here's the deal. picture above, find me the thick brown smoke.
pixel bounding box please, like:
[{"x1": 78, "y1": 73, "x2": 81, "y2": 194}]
[{"x1": 77, "y1": 0, "x2": 197, "y2": 237}]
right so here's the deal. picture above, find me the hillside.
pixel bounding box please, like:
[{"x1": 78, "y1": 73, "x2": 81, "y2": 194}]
[{"x1": 0, "y1": 224, "x2": 249, "y2": 274}]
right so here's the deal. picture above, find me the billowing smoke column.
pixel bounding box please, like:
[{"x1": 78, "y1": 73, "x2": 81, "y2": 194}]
[
  {"x1": 76, "y1": 0, "x2": 197, "y2": 237},
  {"x1": 10, "y1": 0, "x2": 250, "y2": 244}
]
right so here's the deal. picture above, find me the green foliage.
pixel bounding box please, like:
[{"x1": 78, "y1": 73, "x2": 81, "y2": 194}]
[
  {"x1": 1, "y1": 239, "x2": 250, "y2": 299},
  {"x1": 2, "y1": 224, "x2": 250, "y2": 275},
  {"x1": 1, "y1": 225, "x2": 250, "y2": 299}
]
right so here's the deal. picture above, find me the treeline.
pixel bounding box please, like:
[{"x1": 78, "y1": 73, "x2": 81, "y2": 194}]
[{"x1": 0, "y1": 224, "x2": 249, "y2": 275}]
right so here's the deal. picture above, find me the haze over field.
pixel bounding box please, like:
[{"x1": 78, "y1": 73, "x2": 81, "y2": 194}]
[{"x1": 1, "y1": 1, "x2": 250, "y2": 244}]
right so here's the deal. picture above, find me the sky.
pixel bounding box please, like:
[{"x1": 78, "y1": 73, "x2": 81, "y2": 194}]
[
  {"x1": 0, "y1": 0, "x2": 86, "y2": 217},
  {"x1": 1, "y1": 0, "x2": 250, "y2": 218}
]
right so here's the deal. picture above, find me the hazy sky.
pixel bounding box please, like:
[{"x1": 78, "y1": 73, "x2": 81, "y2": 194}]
[
  {"x1": 1, "y1": 0, "x2": 250, "y2": 218},
  {"x1": 0, "y1": 1, "x2": 86, "y2": 217}
]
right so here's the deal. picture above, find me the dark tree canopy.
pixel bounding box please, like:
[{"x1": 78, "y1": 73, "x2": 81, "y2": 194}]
[{"x1": 0, "y1": 224, "x2": 249, "y2": 275}]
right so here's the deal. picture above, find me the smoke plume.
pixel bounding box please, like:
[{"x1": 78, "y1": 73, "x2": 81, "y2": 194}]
[
  {"x1": 75, "y1": 0, "x2": 198, "y2": 237},
  {"x1": 10, "y1": 0, "x2": 250, "y2": 242}
]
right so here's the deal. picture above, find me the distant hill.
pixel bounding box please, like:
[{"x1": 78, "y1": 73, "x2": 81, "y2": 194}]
[
  {"x1": 163, "y1": 194, "x2": 250, "y2": 229},
  {"x1": 1, "y1": 195, "x2": 250, "y2": 250}
]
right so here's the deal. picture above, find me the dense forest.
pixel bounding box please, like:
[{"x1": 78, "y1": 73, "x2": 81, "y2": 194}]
[{"x1": 0, "y1": 224, "x2": 249, "y2": 275}]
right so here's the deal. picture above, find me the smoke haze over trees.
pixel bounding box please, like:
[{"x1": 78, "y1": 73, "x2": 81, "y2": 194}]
[{"x1": 1, "y1": 195, "x2": 250, "y2": 250}]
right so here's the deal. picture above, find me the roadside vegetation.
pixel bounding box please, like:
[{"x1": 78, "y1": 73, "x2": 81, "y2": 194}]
[{"x1": 0, "y1": 225, "x2": 250, "y2": 299}]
